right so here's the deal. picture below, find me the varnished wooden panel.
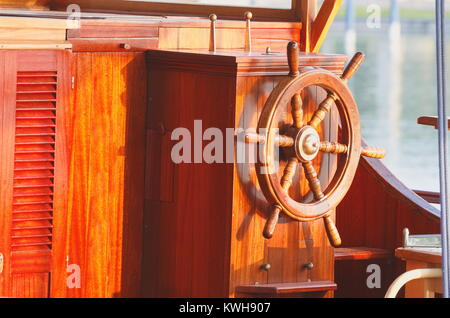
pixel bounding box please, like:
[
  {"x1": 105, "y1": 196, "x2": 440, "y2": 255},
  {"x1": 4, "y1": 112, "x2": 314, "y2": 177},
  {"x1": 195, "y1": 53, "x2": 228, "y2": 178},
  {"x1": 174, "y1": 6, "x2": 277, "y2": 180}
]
[
  {"x1": 158, "y1": 26, "x2": 300, "y2": 50},
  {"x1": 230, "y1": 75, "x2": 337, "y2": 298},
  {"x1": 53, "y1": 52, "x2": 147, "y2": 298},
  {"x1": 67, "y1": 19, "x2": 300, "y2": 53},
  {"x1": 70, "y1": 38, "x2": 158, "y2": 52},
  {"x1": 143, "y1": 50, "x2": 347, "y2": 298},
  {"x1": 11, "y1": 273, "x2": 49, "y2": 298},
  {"x1": 143, "y1": 66, "x2": 235, "y2": 298}
]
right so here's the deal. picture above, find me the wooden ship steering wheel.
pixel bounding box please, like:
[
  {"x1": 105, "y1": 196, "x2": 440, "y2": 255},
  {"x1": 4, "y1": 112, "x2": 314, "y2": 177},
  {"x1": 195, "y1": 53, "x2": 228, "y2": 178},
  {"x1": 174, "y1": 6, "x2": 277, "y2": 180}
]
[{"x1": 245, "y1": 42, "x2": 386, "y2": 247}]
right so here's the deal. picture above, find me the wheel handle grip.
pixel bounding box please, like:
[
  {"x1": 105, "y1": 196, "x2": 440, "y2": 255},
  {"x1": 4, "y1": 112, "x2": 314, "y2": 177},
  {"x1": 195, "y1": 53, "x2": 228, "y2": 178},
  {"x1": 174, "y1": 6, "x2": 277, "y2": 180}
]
[
  {"x1": 263, "y1": 206, "x2": 282, "y2": 239},
  {"x1": 362, "y1": 146, "x2": 386, "y2": 159},
  {"x1": 287, "y1": 41, "x2": 300, "y2": 76},
  {"x1": 341, "y1": 52, "x2": 365, "y2": 82},
  {"x1": 324, "y1": 215, "x2": 342, "y2": 247}
]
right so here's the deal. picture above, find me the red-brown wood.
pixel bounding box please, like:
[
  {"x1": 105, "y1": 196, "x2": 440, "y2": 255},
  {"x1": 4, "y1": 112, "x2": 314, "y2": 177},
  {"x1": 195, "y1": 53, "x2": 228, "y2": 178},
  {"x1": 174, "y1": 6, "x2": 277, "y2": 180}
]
[
  {"x1": 414, "y1": 190, "x2": 440, "y2": 204},
  {"x1": 335, "y1": 156, "x2": 440, "y2": 298},
  {"x1": 66, "y1": 18, "x2": 301, "y2": 53},
  {"x1": 417, "y1": 116, "x2": 450, "y2": 130},
  {"x1": 334, "y1": 247, "x2": 392, "y2": 261},
  {"x1": 0, "y1": 50, "x2": 70, "y2": 298},
  {"x1": 143, "y1": 49, "x2": 347, "y2": 298},
  {"x1": 236, "y1": 280, "x2": 337, "y2": 296},
  {"x1": 51, "y1": 52, "x2": 147, "y2": 298}
]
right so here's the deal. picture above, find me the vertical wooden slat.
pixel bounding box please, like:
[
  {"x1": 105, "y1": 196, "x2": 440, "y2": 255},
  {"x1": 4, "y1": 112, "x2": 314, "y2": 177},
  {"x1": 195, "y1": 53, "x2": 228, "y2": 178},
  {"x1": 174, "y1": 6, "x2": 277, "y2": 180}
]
[
  {"x1": 0, "y1": 51, "x2": 16, "y2": 297},
  {"x1": 62, "y1": 52, "x2": 92, "y2": 298},
  {"x1": 64, "y1": 52, "x2": 145, "y2": 298},
  {"x1": 50, "y1": 50, "x2": 72, "y2": 297},
  {"x1": 299, "y1": 0, "x2": 316, "y2": 52}
]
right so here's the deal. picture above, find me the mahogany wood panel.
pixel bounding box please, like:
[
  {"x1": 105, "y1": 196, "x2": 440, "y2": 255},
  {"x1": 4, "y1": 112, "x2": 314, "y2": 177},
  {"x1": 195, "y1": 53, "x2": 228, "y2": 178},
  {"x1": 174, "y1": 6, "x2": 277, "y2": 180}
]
[
  {"x1": 158, "y1": 26, "x2": 300, "y2": 50},
  {"x1": 52, "y1": 52, "x2": 147, "y2": 298},
  {"x1": 143, "y1": 61, "x2": 235, "y2": 298},
  {"x1": 143, "y1": 50, "x2": 347, "y2": 298},
  {"x1": 69, "y1": 38, "x2": 158, "y2": 52},
  {"x1": 69, "y1": 24, "x2": 159, "y2": 39},
  {"x1": 335, "y1": 156, "x2": 440, "y2": 298}
]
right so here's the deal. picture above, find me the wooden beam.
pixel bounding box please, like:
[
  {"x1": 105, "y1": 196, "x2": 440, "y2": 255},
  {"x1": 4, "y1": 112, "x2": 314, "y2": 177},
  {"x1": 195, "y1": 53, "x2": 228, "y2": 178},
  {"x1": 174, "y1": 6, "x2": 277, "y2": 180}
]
[
  {"x1": 310, "y1": 0, "x2": 343, "y2": 53},
  {"x1": 299, "y1": 0, "x2": 316, "y2": 52},
  {"x1": 0, "y1": 16, "x2": 79, "y2": 29},
  {"x1": 0, "y1": 40, "x2": 72, "y2": 50},
  {"x1": 49, "y1": 0, "x2": 299, "y2": 22}
]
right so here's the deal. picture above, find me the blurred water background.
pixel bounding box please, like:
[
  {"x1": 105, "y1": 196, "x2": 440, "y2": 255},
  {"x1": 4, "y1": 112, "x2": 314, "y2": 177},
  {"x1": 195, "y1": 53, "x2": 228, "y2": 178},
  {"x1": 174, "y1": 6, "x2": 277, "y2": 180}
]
[{"x1": 321, "y1": 0, "x2": 450, "y2": 192}]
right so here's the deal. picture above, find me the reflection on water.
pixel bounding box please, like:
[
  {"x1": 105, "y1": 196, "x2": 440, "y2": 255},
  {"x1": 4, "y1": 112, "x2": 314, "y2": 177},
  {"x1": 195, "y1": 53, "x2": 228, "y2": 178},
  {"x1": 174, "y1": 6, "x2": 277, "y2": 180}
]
[{"x1": 322, "y1": 23, "x2": 443, "y2": 192}]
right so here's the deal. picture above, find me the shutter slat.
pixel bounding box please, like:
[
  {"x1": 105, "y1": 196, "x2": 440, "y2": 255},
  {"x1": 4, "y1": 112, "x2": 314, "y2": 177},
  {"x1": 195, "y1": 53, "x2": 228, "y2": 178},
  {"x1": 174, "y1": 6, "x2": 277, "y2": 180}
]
[{"x1": 11, "y1": 71, "x2": 57, "y2": 272}]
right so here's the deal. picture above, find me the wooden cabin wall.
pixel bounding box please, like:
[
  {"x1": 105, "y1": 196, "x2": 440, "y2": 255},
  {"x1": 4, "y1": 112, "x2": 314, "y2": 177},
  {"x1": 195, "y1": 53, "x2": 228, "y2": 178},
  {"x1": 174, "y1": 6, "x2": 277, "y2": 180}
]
[
  {"x1": 335, "y1": 157, "x2": 440, "y2": 298},
  {"x1": 67, "y1": 20, "x2": 301, "y2": 53}
]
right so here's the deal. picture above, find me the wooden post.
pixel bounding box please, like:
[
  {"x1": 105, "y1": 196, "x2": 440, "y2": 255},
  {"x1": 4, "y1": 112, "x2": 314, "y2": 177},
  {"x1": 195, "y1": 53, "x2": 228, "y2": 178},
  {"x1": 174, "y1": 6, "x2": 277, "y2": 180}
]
[
  {"x1": 209, "y1": 14, "x2": 217, "y2": 52},
  {"x1": 299, "y1": 0, "x2": 316, "y2": 52},
  {"x1": 244, "y1": 11, "x2": 253, "y2": 52},
  {"x1": 310, "y1": 0, "x2": 343, "y2": 53}
]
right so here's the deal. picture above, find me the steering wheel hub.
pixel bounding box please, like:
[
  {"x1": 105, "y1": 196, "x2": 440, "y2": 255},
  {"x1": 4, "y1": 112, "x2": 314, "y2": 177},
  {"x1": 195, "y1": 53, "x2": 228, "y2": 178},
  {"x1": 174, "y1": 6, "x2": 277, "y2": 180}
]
[{"x1": 295, "y1": 126, "x2": 320, "y2": 162}]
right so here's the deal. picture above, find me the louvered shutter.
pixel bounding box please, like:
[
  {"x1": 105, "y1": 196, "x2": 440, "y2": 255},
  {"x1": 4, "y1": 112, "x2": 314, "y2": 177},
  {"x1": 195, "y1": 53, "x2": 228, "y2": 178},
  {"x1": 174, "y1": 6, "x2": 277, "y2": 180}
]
[{"x1": 0, "y1": 50, "x2": 70, "y2": 298}]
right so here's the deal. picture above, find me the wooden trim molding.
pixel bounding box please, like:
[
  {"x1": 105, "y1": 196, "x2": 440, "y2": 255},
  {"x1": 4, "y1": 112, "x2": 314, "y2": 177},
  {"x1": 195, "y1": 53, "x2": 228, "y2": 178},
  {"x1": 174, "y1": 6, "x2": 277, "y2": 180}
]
[
  {"x1": 49, "y1": 0, "x2": 301, "y2": 22},
  {"x1": 358, "y1": 154, "x2": 440, "y2": 222},
  {"x1": 0, "y1": 16, "x2": 79, "y2": 47},
  {"x1": 0, "y1": 16, "x2": 79, "y2": 29},
  {"x1": 0, "y1": 41, "x2": 72, "y2": 49}
]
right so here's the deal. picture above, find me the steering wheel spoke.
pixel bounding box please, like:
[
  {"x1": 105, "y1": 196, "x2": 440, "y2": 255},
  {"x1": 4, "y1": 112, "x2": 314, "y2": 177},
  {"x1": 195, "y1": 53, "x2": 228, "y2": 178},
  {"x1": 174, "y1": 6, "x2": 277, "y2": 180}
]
[
  {"x1": 245, "y1": 132, "x2": 294, "y2": 148},
  {"x1": 281, "y1": 158, "x2": 298, "y2": 191},
  {"x1": 291, "y1": 93, "x2": 304, "y2": 129},
  {"x1": 308, "y1": 92, "x2": 338, "y2": 129},
  {"x1": 320, "y1": 141, "x2": 348, "y2": 154},
  {"x1": 302, "y1": 161, "x2": 325, "y2": 201},
  {"x1": 362, "y1": 146, "x2": 386, "y2": 159}
]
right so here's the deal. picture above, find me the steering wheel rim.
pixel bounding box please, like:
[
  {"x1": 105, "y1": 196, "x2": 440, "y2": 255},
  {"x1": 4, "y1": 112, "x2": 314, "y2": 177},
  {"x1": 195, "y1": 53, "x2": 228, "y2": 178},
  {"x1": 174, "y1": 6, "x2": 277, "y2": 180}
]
[
  {"x1": 246, "y1": 42, "x2": 385, "y2": 247},
  {"x1": 256, "y1": 68, "x2": 361, "y2": 222}
]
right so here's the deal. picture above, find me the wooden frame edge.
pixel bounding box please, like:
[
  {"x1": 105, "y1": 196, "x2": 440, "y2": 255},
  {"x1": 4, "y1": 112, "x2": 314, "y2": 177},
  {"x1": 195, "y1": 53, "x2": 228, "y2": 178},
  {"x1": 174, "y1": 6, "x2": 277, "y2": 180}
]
[{"x1": 49, "y1": 0, "x2": 301, "y2": 22}]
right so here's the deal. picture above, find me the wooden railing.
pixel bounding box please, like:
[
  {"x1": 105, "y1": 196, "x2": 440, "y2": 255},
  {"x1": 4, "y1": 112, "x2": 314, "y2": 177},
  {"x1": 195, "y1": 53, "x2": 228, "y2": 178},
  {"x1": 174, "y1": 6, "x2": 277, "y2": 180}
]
[{"x1": 335, "y1": 147, "x2": 440, "y2": 297}]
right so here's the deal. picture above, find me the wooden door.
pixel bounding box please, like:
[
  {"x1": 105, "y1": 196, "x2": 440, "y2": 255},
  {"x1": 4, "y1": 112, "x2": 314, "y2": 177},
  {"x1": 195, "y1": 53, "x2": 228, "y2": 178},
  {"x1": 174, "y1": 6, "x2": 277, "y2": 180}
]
[
  {"x1": 0, "y1": 50, "x2": 71, "y2": 298},
  {"x1": 51, "y1": 52, "x2": 147, "y2": 298}
]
